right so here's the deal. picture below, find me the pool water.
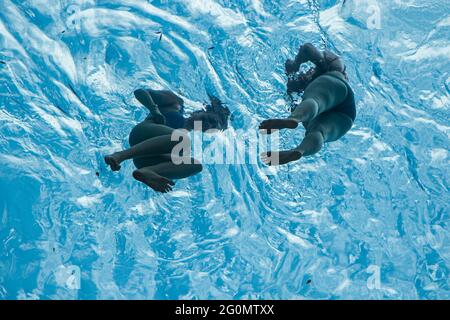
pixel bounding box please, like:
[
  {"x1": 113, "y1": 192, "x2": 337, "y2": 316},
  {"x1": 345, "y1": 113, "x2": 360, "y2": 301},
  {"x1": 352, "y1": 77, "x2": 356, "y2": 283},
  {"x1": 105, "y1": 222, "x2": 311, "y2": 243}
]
[{"x1": 0, "y1": 0, "x2": 449, "y2": 299}]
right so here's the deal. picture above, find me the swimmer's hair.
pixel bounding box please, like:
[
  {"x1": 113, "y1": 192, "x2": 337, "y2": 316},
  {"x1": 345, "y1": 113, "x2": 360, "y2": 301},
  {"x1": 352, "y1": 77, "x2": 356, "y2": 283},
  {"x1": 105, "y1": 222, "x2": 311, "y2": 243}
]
[
  {"x1": 187, "y1": 94, "x2": 231, "y2": 131},
  {"x1": 287, "y1": 68, "x2": 318, "y2": 94},
  {"x1": 206, "y1": 94, "x2": 231, "y2": 130},
  {"x1": 206, "y1": 94, "x2": 230, "y2": 114}
]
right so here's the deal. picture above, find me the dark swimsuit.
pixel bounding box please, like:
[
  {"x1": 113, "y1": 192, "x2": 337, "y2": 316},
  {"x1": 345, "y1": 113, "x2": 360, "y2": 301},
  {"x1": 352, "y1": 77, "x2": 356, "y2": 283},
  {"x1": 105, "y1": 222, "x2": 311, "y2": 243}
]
[
  {"x1": 146, "y1": 108, "x2": 186, "y2": 129},
  {"x1": 164, "y1": 107, "x2": 186, "y2": 129},
  {"x1": 143, "y1": 89, "x2": 186, "y2": 129},
  {"x1": 313, "y1": 54, "x2": 356, "y2": 122},
  {"x1": 327, "y1": 73, "x2": 356, "y2": 122}
]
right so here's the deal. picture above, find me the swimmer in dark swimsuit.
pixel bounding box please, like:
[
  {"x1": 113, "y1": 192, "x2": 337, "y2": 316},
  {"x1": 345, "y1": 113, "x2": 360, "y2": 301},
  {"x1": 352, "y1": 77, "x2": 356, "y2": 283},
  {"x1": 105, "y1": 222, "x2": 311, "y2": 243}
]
[
  {"x1": 104, "y1": 89, "x2": 230, "y2": 193},
  {"x1": 259, "y1": 43, "x2": 356, "y2": 165}
]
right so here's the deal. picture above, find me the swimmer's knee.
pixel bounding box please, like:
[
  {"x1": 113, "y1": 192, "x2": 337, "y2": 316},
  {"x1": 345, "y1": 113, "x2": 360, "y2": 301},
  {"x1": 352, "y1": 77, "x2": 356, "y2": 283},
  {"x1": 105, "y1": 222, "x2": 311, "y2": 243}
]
[
  {"x1": 134, "y1": 89, "x2": 148, "y2": 102},
  {"x1": 308, "y1": 130, "x2": 324, "y2": 142},
  {"x1": 134, "y1": 88, "x2": 145, "y2": 97},
  {"x1": 290, "y1": 98, "x2": 319, "y2": 122},
  {"x1": 183, "y1": 158, "x2": 203, "y2": 174},
  {"x1": 300, "y1": 131, "x2": 324, "y2": 156}
]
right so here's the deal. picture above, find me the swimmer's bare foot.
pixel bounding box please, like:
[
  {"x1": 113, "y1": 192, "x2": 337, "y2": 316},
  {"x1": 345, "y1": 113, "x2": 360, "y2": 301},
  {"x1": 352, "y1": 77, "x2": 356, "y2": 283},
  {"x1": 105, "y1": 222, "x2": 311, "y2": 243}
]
[
  {"x1": 261, "y1": 150, "x2": 302, "y2": 166},
  {"x1": 133, "y1": 168, "x2": 175, "y2": 193},
  {"x1": 259, "y1": 118, "x2": 298, "y2": 134},
  {"x1": 104, "y1": 153, "x2": 122, "y2": 171}
]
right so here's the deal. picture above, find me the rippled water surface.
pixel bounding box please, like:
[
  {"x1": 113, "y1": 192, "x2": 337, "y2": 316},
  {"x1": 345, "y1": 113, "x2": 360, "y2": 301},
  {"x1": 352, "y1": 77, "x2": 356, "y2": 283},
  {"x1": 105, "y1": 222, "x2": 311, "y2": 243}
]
[{"x1": 1, "y1": 0, "x2": 449, "y2": 299}]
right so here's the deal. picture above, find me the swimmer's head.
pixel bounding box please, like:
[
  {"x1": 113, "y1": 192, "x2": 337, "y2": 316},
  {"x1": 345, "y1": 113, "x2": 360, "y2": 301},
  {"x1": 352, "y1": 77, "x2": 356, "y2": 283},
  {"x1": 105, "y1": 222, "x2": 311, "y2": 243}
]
[
  {"x1": 184, "y1": 95, "x2": 231, "y2": 132},
  {"x1": 287, "y1": 68, "x2": 317, "y2": 94}
]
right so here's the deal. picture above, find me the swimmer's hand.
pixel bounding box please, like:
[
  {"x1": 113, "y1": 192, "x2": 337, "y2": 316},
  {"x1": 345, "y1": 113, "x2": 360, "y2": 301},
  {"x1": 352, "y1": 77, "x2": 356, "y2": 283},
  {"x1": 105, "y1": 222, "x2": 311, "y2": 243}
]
[
  {"x1": 285, "y1": 59, "x2": 299, "y2": 74},
  {"x1": 152, "y1": 110, "x2": 166, "y2": 125}
]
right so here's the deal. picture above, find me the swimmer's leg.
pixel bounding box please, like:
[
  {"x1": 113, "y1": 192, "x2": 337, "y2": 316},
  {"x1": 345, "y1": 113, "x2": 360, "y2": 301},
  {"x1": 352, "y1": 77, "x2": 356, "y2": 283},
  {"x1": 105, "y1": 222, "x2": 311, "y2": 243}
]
[
  {"x1": 262, "y1": 112, "x2": 353, "y2": 166},
  {"x1": 134, "y1": 89, "x2": 183, "y2": 107},
  {"x1": 295, "y1": 112, "x2": 353, "y2": 157},
  {"x1": 133, "y1": 158, "x2": 203, "y2": 192},
  {"x1": 259, "y1": 75, "x2": 348, "y2": 133},
  {"x1": 105, "y1": 133, "x2": 189, "y2": 171},
  {"x1": 145, "y1": 89, "x2": 183, "y2": 107}
]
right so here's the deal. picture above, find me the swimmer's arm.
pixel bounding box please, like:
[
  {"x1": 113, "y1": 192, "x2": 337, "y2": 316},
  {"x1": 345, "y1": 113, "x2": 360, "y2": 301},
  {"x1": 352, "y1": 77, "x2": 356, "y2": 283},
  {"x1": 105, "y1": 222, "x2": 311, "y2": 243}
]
[
  {"x1": 326, "y1": 53, "x2": 346, "y2": 73},
  {"x1": 295, "y1": 43, "x2": 324, "y2": 65},
  {"x1": 134, "y1": 89, "x2": 166, "y2": 124},
  {"x1": 286, "y1": 43, "x2": 324, "y2": 74},
  {"x1": 134, "y1": 89, "x2": 159, "y2": 113}
]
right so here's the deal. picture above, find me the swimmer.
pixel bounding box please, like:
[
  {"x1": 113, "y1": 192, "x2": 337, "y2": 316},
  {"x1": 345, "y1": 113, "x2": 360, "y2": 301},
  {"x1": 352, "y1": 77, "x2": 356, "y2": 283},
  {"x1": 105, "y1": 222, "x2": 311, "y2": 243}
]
[
  {"x1": 259, "y1": 43, "x2": 356, "y2": 165},
  {"x1": 105, "y1": 89, "x2": 230, "y2": 192}
]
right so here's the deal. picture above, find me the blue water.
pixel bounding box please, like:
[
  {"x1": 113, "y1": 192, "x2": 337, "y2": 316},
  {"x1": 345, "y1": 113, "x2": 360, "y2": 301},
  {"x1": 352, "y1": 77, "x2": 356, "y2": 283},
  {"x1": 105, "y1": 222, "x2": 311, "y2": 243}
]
[{"x1": 1, "y1": 0, "x2": 449, "y2": 300}]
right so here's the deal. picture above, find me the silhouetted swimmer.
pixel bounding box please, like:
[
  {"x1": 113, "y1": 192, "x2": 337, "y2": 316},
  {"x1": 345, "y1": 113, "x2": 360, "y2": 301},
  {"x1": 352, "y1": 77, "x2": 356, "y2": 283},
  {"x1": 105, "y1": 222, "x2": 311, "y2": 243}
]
[
  {"x1": 105, "y1": 89, "x2": 230, "y2": 193},
  {"x1": 259, "y1": 43, "x2": 356, "y2": 165}
]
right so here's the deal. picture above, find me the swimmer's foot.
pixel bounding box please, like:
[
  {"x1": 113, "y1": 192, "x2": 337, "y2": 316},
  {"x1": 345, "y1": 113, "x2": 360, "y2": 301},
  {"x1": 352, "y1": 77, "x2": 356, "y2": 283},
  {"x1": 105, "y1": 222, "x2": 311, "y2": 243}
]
[
  {"x1": 261, "y1": 150, "x2": 302, "y2": 166},
  {"x1": 259, "y1": 118, "x2": 298, "y2": 134},
  {"x1": 104, "y1": 153, "x2": 123, "y2": 171},
  {"x1": 133, "y1": 168, "x2": 175, "y2": 193}
]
